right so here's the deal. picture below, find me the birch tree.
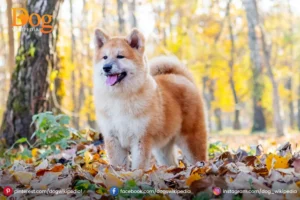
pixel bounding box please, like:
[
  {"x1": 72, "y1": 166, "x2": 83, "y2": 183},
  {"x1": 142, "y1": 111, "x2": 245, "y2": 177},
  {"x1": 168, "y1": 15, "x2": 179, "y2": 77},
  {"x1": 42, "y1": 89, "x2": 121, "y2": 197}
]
[
  {"x1": 243, "y1": 0, "x2": 266, "y2": 132},
  {"x1": 244, "y1": 0, "x2": 285, "y2": 136}
]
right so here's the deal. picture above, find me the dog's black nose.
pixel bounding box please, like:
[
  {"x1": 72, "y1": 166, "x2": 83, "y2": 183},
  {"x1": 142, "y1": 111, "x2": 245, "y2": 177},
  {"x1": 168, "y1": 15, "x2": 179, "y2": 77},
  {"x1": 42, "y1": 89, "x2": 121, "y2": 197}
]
[{"x1": 103, "y1": 64, "x2": 112, "y2": 73}]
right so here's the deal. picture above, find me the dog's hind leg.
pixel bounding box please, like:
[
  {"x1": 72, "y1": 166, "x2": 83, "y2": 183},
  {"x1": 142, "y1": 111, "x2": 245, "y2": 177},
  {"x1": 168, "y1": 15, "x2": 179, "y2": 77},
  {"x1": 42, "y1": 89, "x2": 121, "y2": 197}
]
[{"x1": 177, "y1": 130, "x2": 207, "y2": 165}]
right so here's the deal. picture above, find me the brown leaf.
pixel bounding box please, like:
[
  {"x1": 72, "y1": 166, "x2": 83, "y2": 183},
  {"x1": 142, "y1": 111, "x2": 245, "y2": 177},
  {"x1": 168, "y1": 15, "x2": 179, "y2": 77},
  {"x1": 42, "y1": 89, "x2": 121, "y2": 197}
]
[
  {"x1": 190, "y1": 177, "x2": 213, "y2": 194},
  {"x1": 243, "y1": 156, "x2": 257, "y2": 166},
  {"x1": 50, "y1": 164, "x2": 64, "y2": 172},
  {"x1": 36, "y1": 164, "x2": 64, "y2": 176},
  {"x1": 165, "y1": 167, "x2": 185, "y2": 175},
  {"x1": 253, "y1": 167, "x2": 269, "y2": 177},
  {"x1": 77, "y1": 144, "x2": 86, "y2": 152},
  {"x1": 218, "y1": 165, "x2": 229, "y2": 176},
  {"x1": 219, "y1": 152, "x2": 235, "y2": 161}
]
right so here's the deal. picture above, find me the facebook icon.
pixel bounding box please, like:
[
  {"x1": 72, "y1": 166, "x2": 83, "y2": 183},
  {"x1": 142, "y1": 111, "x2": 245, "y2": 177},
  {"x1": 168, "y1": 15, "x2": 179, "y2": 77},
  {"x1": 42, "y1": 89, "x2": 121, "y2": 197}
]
[{"x1": 109, "y1": 186, "x2": 119, "y2": 196}]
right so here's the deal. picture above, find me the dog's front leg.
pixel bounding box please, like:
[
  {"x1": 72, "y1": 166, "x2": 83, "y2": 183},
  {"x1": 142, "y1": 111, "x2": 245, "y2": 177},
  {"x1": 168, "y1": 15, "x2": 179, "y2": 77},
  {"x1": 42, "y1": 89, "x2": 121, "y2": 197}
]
[
  {"x1": 131, "y1": 137, "x2": 152, "y2": 170},
  {"x1": 105, "y1": 136, "x2": 128, "y2": 168}
]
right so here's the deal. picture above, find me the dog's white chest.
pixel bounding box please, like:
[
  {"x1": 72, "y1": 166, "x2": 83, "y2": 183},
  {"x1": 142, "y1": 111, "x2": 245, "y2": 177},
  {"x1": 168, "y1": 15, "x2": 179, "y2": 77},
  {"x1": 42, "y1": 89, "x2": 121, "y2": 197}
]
[{"x1": 96, "y1": 98, "x2": 149, "y2": 149}]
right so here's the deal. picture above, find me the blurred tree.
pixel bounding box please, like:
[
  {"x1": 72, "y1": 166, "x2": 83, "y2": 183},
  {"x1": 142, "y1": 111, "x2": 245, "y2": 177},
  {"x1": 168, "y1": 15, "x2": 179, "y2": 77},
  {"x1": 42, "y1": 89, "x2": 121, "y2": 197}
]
[
  {"x1": 0, "y1": 0, "x2": 61, "y2": 145},
  {"x1": 117, "y1": 0, "x2": 125, "y2": 33},
  {"x1": 69, "y1": 0, "x2": 79, "y2": 129},
  {"x1": 260, "y1": 23, "x2": 285, "y2": 136},
  {"x1": 227, "y1": 1, "x2": 241, "y2": 130},
  {"x1": 286, "y1": 0, "x2": 294, "y2": 129},
  {"x1": 6, "y1": 0, "x2": 14, "y2": 74},
  {"x1": 243, "y1": 0, "x2": 266, "y2": 132},
  {"x1": 128, "y1": 0, "x2": 137, "y2": 28}
]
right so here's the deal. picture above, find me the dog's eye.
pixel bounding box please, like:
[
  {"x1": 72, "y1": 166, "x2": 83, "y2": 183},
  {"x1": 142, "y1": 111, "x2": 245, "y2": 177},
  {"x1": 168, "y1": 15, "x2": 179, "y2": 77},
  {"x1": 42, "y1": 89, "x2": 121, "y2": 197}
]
[
  {"x1": 103, "y1": 56, "x2": 108, "y2": 59},
  {"x1": 117, "y1": 55, "x2": 125, "y2": 59}
]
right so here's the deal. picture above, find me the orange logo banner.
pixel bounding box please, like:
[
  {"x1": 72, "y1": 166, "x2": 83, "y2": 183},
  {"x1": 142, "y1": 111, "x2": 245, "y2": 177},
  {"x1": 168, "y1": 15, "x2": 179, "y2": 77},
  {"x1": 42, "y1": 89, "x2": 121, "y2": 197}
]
[{"x1": 12, "y1": 8, "x2": 53, "y2": 34}]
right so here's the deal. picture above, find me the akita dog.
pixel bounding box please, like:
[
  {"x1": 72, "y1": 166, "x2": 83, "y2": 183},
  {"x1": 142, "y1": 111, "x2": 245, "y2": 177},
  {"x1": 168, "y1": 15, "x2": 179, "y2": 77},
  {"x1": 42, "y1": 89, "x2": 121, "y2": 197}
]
[{"x1": 93, "y1": 28, "x2": 207, "y2": 169}]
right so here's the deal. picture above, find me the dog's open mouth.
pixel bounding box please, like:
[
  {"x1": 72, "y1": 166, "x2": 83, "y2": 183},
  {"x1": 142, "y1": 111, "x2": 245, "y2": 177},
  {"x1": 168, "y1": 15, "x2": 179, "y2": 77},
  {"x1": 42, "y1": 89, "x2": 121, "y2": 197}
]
[{"x1": 106, "y1": 72, "x2": 127, "y2": 86}]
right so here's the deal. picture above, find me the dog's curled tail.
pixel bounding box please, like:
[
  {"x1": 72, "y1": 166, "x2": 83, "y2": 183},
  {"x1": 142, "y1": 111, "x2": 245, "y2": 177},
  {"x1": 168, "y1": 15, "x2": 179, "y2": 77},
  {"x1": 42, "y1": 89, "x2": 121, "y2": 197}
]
[{"x1": 149, "y1": 56, "x2": 194, "y2": 83}]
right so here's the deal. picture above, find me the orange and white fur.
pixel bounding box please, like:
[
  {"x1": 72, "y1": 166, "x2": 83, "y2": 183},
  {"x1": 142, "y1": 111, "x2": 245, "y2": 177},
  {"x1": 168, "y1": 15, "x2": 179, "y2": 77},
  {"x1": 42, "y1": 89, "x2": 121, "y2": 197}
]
[{"x1": 93, "y1": 29, "x2": 207, "y2": 169}]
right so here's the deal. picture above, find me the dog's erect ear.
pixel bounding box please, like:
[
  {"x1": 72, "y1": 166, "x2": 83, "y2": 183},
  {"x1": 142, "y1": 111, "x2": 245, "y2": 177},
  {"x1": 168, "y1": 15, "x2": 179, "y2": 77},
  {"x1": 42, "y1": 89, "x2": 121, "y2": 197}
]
[
  {"x1": 126, "y1": 29, "x2": 145, "y2": 54},
  {"x1": 95, "y1": 29, "x2": 109, "y2": 49}
]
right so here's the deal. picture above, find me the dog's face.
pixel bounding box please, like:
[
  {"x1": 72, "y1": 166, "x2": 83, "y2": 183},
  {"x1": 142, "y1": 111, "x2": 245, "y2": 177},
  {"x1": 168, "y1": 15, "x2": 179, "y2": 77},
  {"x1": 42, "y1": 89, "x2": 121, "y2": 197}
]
[{"x1": 94, "y1": 29, "x2": 147, "y2": 93}]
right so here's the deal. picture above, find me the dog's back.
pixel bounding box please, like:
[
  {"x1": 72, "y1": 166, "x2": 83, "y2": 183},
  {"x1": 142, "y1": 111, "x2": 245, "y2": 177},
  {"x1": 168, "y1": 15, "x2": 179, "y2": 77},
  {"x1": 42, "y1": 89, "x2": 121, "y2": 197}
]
[{"x1": 148, "y1": 56, "x2": 208, "y2": 164}]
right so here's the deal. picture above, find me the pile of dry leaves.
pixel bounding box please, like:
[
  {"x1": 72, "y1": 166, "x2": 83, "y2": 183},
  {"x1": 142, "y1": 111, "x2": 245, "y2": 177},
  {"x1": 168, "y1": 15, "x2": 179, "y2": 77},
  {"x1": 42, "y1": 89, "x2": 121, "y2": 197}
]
[{"x1": 0, "y1": 136, "x2": 300, "y2": 200}]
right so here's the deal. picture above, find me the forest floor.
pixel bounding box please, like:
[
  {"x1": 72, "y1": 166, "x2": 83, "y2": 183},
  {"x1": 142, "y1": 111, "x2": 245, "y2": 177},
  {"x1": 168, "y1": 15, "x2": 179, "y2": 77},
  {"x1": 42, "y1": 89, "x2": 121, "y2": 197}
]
[{"x1": 0, "y1": 113, "x2": 299, "y2": 200}]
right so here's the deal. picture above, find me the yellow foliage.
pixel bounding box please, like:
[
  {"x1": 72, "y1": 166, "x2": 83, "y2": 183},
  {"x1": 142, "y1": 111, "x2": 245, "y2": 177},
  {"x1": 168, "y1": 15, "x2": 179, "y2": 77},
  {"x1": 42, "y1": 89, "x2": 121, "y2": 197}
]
[
  {"x1": 186, "y1": 173, "x2": 201, "y2": 186},
  {"x1": 265, "y1": 153, "x2": 291, "y2": 171}
]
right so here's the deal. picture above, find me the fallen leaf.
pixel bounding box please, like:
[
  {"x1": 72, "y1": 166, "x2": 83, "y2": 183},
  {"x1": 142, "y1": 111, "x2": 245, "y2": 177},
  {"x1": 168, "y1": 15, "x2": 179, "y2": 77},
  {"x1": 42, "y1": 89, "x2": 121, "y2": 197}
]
[
  {"x1": 186, "y1": 173, "x2": 201, "y2": 186},
  {"x1": 93, "y1": 154, "x2": 108, "y2": 165},
  {"x1": 36, "y1": 164, "x2": 64, "y2": 176},
  {"x1": 13, "y1": 171, "x2": 33, "y2": 185},
  {"x1": 145, "y1": 165, "x2": 158, "y2": 174},
  {"x1": 104, "y1": 172, "x2": 123, "y2": 188},
  {"x1": 189, "y1": 177, "x2": 212, "y2": 194},
  {"x1": 265, "y1": 153, "x2": 290, "y2": 170},
  {"x1": 253, "y1": 167, "x2": 269, "y2": 177}
]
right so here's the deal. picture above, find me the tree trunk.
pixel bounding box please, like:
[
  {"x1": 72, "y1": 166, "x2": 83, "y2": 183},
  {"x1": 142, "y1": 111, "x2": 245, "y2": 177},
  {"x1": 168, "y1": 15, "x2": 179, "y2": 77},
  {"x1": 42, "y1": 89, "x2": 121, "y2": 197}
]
[
  {"x1": 6, "y1": 0, "x2": 14, "y2": 74},
  {"x1": 261, "y1": 35, "x2": 285, "y2": 136},
  {"x1": 214, "y1": 108, "x2": 222, "y2": 131},
  {"x1": 259, "y1": 17, "x2": 285, "y2": 136},
  {"x1": 0, "y1": 0, "x2": 61, "y2": 146},
  {"x1": 286, "y1": 79, "x2": 294, "y2": 128},
  {"x1": 202, "y1": 76, "x2": 212, "y2": 132},
  {"x1": 117, "y1": 0, "x2": 125, "y2": 33},
  {"x1": 69, "y1": 0, "x2": 79, "y2": 129},
  {"x1": 286, "y1": 0, "x2": 294, "y2": 129},
  {"x1": 128, "y1": 0, "x2": 137, "y2": 28},
  {"x1": 243, "y1": 0, "x2": 266, "y2": 133},
  {"x1": 228, "y1": 2, "x2": 241, "y2": 130},
  {"x1": 101, "y1": 0, "x2": 107, "y2": 28}
]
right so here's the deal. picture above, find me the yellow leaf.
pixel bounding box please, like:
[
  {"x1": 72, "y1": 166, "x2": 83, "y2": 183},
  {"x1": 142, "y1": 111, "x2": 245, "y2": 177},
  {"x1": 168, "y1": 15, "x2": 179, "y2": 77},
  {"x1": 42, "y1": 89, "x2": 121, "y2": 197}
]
[
  {"x1": 145, "y1": 165, "x2": 158, "y2": 174},
  {"x1": 13, "y1": 171, "x2": 33, "y2": 185},
  {"x1": 84, "y1": 151, "x2": 92, "y2": 165},
  {"x1": 266, "y1": 153, "x2": 290, "y2": 171},
  {"x1": 0, "y1": 195, "x2": 7, "y2": 200},
  {"x1": 296, "y1": 181, "x2": 300, "y2": 188},
  {"x1": 32, "y1": 148, "x2": 39, "y2": 158},
  {"x1": 186, "y1": 173, "x2": 201, "y2": 186},
  {"x1": 179, "y1": 160, "x2": 185, "y2": 168},
  {"x1": 93, "y1": 154, "x2": 108, "y2": 165},
  {"x1": 105, "y1": 172, "x2": 123, "y2": 188}
]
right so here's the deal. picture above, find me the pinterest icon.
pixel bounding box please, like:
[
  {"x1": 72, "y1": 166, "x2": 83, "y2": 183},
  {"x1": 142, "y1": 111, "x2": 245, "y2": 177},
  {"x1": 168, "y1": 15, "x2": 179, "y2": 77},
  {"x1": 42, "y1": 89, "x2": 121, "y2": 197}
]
[{"x1": 3, "y1": 186, "x2": 13, "y2": 197}]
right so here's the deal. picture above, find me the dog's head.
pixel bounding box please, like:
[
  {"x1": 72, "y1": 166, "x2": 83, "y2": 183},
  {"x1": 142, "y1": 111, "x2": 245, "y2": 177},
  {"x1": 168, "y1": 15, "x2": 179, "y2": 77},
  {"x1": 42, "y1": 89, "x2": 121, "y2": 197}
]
[{"x1": 93, "y1": 29, "x2": 147, "y2": 93}]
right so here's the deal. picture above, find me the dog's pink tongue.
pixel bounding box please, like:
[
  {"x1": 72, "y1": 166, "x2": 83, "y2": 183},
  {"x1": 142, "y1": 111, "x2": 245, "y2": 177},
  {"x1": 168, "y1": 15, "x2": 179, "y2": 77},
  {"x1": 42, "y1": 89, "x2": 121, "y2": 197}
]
[{"x1": 106, "y1": 75, "x2": 118, "y2": 86}]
